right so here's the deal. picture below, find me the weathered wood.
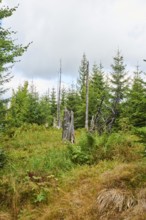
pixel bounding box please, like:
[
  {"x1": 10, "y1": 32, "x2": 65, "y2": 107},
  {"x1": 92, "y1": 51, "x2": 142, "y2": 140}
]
[
  {"x1": 94, "y1": 97, "x2": 116, "y2": 134},
  {"x1": 53, "y1": 117, "x2": 57, "y2": 128},
  {"x1": 70, "y1": 111, "x2": 75, "y2": 143},
  {"x1": 62, "y1": 108, "x2": 75, "y2": 143},
  {"x1": 90, "y1": 115, "x2": 95, "y2": 132},
  {"x1": 85, "y1": 61, "x2": 89, "y2": 130},
  {"x1": 57, "y1": 59, "x2": 62, "y2": 128}
]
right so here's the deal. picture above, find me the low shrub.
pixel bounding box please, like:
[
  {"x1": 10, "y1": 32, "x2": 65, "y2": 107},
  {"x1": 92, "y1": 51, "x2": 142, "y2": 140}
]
[
  {"x1": 68, "y1": 131, "x2": 142, "y2": 165},
  {"x1": 96, "y1": 132, "x2": 142, "y2": 162},
  {"x1": 134, "y1": 127, "x2": 146, "y2": 157},
  {"x1": 68, "y1": 132, "x2": 97, "y2": 164}
]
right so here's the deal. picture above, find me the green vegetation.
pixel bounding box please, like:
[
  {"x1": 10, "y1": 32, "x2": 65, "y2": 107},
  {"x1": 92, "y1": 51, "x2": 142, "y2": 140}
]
[
  {"x1": 0, "y1": 1, "x2": 29, "y2": 133},
  {"x1": 1, "y1": 1, "x2": 146, "y2": 219},
  {"x1": 0, "y1": 125, "x2": 146, "y2": 220}
]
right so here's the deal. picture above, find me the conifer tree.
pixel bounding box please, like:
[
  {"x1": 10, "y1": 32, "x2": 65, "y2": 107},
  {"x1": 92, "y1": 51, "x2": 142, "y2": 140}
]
[
  {"x1": 77, "y1": 53, "x2": 89, "y2": 128},
  {"x1": 110, "y1": 49, "x2": 128, "y2": 129},
  {"x1": 38, "y1": 93, "x2": 51, "y2": 126},
  {"x1": 61, "y1": 87, "x2": 67, "y2": 113},
  {"x1": 89, "y1": 63, "x2": 105, "y2": 117},
  {"x1": 9, "y1": 82, "x2": 52, "y2": 127},
  {"x1": 0, "y1": 1, "x2": 29, "y2": 130},
  {"x1": 78, "y1": 53, "x2": 88, "y2": 96},
  {"x1": 125, "y1": 66, "x2": 146, "y2": 127},
  {"x1": 66, "y1": 83, "x2": 80, "y2": 128},
  {"x1": 26, "y1": 82, "x2": 40, "y2": 124},
  {"x1": 8, "y1": 81, "x2": 30, "y2": 127}
]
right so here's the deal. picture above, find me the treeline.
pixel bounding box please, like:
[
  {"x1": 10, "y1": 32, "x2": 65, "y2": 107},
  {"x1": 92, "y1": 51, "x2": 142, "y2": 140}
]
[
  {"x1": 1, "y1": 50, "x2": 146, "y2": 134},
  {"x1": 0, "y1": 2, "x2": 146, "y2": 134}
]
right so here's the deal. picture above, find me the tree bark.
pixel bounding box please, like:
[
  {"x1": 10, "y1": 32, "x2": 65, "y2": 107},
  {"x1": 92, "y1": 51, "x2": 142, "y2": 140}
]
[
  {"x1": 57, "y1": 59, "x2": 62, "y2": 128},
  {"x1": 85, "y1": 61, "x2": 89, "y2": 130},
  {"x1": 62, "y1": 108, "x2": 75, "y2": 143}
]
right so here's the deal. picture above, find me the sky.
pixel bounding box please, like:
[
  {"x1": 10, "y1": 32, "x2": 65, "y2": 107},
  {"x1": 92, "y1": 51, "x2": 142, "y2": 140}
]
[{"x1": 2, "y1": 0, "x2": 146, "y2": 96}]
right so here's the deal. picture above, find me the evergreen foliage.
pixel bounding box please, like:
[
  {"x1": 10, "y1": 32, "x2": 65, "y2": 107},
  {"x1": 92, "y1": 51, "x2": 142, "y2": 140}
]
[
  {"x1": 109, "y1": 49, "x2": 129, "y2": 130},
  {"x1": 0, "y1": 1, "x2": 29, "y2": 131},
  {"x1": 8, "y1": 81, "x2": 30, "y2": 127},
  {"x1": 126, "y1": 66, "x2": 146, "y2": 127},
  {"x1": 76, "y1": 53, "x2": 89, "y2": 128},
  {"x1": 89, "y1": 63, "x2": 106, "y2": 119},
  {"x1": 66, "y1": 83, "x2": 80, "y2": 128},
  {"x1": 1, "y1": 2, "x2": 146, "y2": 219},
  {"x1": 0, "y1": 5, "x2": 145, "y2": 133}
]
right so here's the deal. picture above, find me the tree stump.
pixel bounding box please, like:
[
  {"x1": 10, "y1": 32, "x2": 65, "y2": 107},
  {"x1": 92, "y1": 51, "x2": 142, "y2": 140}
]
[
  {"x1": 90, "y1": 115, "x2": 95, "y2": 132},
  {"x1": 62, "y1": 108, "x2": 75, "y2": 143}
]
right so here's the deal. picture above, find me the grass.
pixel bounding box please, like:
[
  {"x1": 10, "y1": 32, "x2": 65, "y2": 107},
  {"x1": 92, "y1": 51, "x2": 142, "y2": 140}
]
[
  {"x1": 0, "y1": 124, "x2": 146, "y2": 219},
  {"x1": 39, "y1": 161, "x2": 146, "y2": 220}
]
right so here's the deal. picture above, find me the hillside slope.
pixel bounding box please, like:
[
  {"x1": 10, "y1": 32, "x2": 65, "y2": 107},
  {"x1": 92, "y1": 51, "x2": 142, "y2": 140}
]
[{"x1": 0, "y1": 125, "x2": 146, "y2": 220}]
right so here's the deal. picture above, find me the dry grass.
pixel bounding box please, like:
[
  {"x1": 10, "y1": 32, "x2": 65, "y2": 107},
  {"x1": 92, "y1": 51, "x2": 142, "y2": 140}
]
[
  {"x1": 97, "y1": 188, "x2": 136, "y2": 212},
  {"x1": 2, "y1": 161, "x2": 146, "y2": 220},
  {"x1": 37, "y1": 162, "x2": 146, "y2": 220},
  {"x1": 39, "y1": 183, "x2": 99, "y2": 220},
  {"x1": 122, "y1": 188, "x2": 146, "y2": 220},
  {"x1": 1, "y1": 127, "x2": 146, "y2": 220},
  {"x1": 99, "y1": 162, "x2": 146, "y2": 189},
  {"x1": 0, "y1": 212, "x2": 12, "y2": 220},
  {"x1": 137, "y1": 188, "x2": 146, "y2": 209}
]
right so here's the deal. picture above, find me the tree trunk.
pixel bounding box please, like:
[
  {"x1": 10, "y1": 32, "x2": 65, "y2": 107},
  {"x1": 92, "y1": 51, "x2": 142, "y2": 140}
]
[
  {"x1": 90, "y1": 115, "x2": 95, "y2": 132},
  {"x1": 57, "y1": 59, "x2": 62, "y2": 128},
  {"x1": 85, "y1": 61, "x2": 89, "y2": 130},
  {"x1": 62, "y1": 108, "x2": 75, "y2": 143}
]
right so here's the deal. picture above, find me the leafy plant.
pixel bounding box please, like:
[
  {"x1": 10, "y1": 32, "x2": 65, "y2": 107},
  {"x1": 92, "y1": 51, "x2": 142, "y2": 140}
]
[
  {"x1": 34, "y1": 190, "x2": 48, "y2": 203},
  {"x1": 68, "y1": 145, "x2": 91, "y2": 164},
  {"x1": 68, "y1": 131, "x2": 142, "y2": 165},
  {"x1": 68, "y1": 132, "x2": 97, "y2": 164}
]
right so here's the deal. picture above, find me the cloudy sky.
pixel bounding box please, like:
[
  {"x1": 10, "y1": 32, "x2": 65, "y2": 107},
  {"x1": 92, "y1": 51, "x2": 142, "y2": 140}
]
[{"x1": 2, "y1": 0, "x2": 146, "y2": 95}]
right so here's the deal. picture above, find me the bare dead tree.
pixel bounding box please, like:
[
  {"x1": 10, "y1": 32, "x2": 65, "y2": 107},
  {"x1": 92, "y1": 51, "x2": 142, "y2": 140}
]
[
  {"x1": 85, "y1": 61, "x2": 89, "y2": 130},
  {"x1": 90, "y1": 115, "x2": 95, "y2": 132},
  {"x1": 94, "y1": 97, "x2": 117, "y2": 135},
  {"x1": 57, "y1": 59, "x2": 62, "y2": 128},
  {"x1": 70, "y1": 111, "x2": 75, "y2": 143}
]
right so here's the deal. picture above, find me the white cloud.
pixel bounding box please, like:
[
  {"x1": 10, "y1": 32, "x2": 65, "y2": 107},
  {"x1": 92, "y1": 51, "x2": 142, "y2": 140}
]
[{"x1": 2, "y1": 0, "x2": 146, "y2": 89}]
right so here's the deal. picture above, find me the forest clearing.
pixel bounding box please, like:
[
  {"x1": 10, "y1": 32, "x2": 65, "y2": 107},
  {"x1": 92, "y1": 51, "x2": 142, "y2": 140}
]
[
  {"x1": 1, "y1": 126, "x2": 146, "y2": 220},
  {"x1": 1, "y1": 1, "x2": 146, "y2": 219}
]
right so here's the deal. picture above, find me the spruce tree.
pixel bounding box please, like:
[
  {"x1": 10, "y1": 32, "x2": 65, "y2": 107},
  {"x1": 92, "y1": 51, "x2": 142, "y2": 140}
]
[
  {"x1": 78, "y1": 53, "x2": 88, "y2": 96},
  {"x1": 110, "y1": 49, "x2": 128, "y2": 129},
  {"x1": 77, "y1": 53, "x2": 89, "y2": 128},
  {"x1": 26, "y1": 82, "x2": 40, "y2": 124},
  {"x1": 61, "y1": 87, "x2": 67, "y2": 113},
  {"x1": 66, "y1": 83, "x2": 80, "y2": 128},
  {"x1": 126, "y1": 66, "x2": 146, "y2": 127},
  {"x1": 8, "y1": 81, "x2": 30, "y2": 127},
  {"x1": 0, "y1": 1, "x2": 29, "y2": 130},
  {"x1": 89, "y1": 63, "x2": 105, "y2": 117},
  {"x1": 9, "y1": 82, "x2": 52, "y2": 127},
  {"x1": 38, "y1": 94, "x2": 51, "y2": 126}
]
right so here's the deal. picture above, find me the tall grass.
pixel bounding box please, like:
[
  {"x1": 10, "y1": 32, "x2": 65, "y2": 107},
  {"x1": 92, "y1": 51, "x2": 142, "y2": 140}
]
[
  {"x1": 0, "y1": 125, "x2": 146, "y2": 220},
  {"x1": 26, "y1": 147, "x2": 74, "y2": 175}
]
